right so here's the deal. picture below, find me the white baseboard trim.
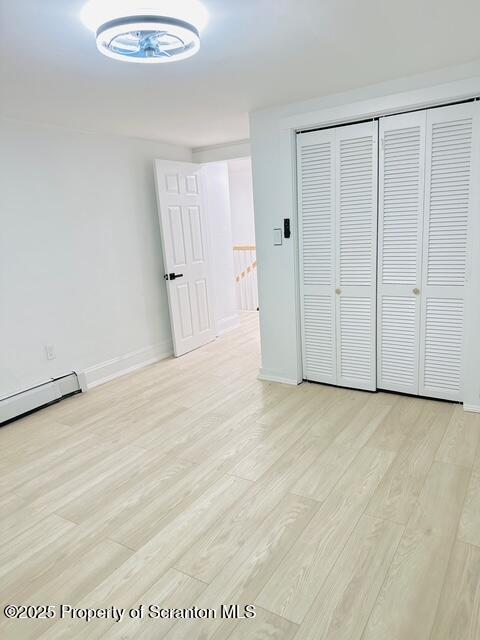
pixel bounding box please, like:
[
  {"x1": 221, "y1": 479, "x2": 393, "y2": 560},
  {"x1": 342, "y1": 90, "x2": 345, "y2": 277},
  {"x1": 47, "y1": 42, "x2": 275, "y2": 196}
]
[
  {"x1": 257, "y1": 369, "x2": 301, "y2": 386},
  {"x1": 83, "y1": 340, "x2": 173, "y2": 389},
  {"x1": 216, "y1": 314, "x2": 241, "y2": 336},
  {"x1": 463, "y1": 403, "x2": 480, "y2": 413}
]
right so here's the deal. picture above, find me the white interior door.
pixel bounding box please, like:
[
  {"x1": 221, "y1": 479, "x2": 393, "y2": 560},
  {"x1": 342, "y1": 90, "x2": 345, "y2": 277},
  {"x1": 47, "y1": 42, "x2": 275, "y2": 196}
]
[
  {"x1": 377, "y1": 110, "x2": 426, "y2": 394},
  {"x1": 298, "y1": 121, "x2": 378, "y2": 390},
  {"x1": 154, "y1": 160, "x2": 215, "y2": 357},
  {"x1": 378, "y1": 103, "x2": 474, "y2": 401},
  {"x1": 335, "y1": 121, "x2": 378, "y2": 391},
  {"x1": 419, "y1": 103, "x2": 474, "y2": 401}
]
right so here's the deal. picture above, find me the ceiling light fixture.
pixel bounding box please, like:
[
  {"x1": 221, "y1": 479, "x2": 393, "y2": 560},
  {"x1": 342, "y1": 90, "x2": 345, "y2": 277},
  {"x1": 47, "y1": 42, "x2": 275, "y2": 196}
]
[{"x1": 81, "y1": 0, "x2": 208, "y2": 63}]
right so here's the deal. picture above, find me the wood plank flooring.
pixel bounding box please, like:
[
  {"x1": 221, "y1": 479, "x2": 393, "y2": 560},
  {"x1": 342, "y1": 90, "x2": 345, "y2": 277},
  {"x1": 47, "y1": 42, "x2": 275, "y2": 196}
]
[{"x1": 0, "y1": 312, "x2": 479, "y2": 639}]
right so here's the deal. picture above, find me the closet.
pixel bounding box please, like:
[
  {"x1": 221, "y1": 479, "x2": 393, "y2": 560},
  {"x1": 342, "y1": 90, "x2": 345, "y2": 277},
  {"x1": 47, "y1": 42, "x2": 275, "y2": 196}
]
[{"x1": 298, "y1": 101, "x2": 475, "y2": 402}]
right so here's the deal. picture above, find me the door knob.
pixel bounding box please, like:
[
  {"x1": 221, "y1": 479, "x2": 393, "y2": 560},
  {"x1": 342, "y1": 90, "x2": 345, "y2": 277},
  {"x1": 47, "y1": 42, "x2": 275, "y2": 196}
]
[
  {"x1": 413, "y1": 287, "x2": 420, "y2": 295},
  {"x1": 164, "y1": 273, "x2": 184, "y2": 281},
  {"x1": 335, "y1": 288, "x2": 342, "y2": 295}
]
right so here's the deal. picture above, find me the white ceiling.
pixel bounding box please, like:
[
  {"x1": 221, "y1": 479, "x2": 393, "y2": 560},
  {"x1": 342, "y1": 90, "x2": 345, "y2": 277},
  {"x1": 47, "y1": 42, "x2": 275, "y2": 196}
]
[{"x1": 2, "y1": 0, "x2": 480, "y2": 148}]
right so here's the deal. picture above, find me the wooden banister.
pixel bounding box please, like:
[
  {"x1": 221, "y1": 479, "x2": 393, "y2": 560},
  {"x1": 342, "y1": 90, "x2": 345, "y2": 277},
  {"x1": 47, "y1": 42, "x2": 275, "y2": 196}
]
[{"x1": 233, "y1": 245, "x2": 256, "y2": 251}]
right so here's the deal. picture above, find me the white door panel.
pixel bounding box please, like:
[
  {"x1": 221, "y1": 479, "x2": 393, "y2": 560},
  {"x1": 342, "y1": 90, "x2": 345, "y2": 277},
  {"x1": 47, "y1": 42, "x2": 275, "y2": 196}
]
[
  {"x1": 335, "y1": 122, "x2": 377, "y2": 391},
  {"x1": 298, "y1": 129, "x2": 337, "y2": 385},
  {"x1": 419, "y1": 103, "x2": 474, "y2": 401},
  {"x1": 154, "y1": 160, "x2": 215, "y2": 357},
  {"x1": 377, "y1": 111, "x2": 426, "y2": 394}
]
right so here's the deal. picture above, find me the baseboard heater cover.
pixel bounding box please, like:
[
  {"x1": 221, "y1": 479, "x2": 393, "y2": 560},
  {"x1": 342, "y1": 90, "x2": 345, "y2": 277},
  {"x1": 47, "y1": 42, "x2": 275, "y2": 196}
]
[{"x1": 0, "y1": 372, "x2": 86, "y2": 425}]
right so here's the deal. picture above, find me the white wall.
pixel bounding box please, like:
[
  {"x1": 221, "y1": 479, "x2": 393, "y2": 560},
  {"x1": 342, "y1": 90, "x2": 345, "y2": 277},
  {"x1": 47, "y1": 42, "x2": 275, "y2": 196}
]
[
  {"x1": 192, "y1": 140, "x2": 251, "y2": 164},
  {"x1": 202, "y1": 162, "x2": 239, "y2": 335},
  {"x1": 250, "y1": 61, "x2": 480, "y2": 402},
  {"x1": 228, "y1": 157, "x2": 256, "y2": 247},
  {"x1": 250, "y1": 111, "x2": 300, "y2": 384},
  {"x1": 0, "y1": 118, "x2": 191, "y2": 397}
]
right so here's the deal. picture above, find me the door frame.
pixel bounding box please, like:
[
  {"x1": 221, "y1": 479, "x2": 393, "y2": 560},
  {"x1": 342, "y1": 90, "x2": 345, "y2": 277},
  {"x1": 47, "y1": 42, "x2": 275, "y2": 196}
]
[{"x1": 292, "y1": 96, "x2": 479, "y2": 405}]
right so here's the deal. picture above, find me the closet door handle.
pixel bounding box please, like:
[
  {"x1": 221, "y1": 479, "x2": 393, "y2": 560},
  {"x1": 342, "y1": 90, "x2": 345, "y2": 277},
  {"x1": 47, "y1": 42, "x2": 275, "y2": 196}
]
[
  {"x1": 335, "y1": 288, "x2": 342, "y2": 295},
  {"x1": 413, "y1": 288, "x2": 420, "y2": 295}
]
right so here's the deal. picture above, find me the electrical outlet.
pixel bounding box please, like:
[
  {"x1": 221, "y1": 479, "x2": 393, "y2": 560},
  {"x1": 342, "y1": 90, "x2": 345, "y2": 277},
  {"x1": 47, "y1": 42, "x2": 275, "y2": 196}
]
[{"x1": 45, "y1": 344, "x2": 56, "y2": 361}]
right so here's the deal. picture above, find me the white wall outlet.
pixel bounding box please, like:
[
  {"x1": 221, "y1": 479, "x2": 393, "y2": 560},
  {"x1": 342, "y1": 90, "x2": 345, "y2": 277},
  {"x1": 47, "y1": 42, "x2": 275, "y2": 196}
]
[{"x1": 45, "y1": 344, "x2": 56, "y2": 360}]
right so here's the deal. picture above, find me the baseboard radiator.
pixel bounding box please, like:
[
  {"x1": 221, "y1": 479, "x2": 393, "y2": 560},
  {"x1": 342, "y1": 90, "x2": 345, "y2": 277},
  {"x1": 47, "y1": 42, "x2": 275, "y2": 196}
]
[{"x1": 0, "y1": 372, "x2": 85, "y2": 425}]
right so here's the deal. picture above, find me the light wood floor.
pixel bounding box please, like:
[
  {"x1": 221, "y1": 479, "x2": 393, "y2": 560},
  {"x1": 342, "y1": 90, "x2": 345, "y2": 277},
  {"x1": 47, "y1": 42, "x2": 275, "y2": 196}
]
[{"x1": 1, "y1": 312, "x2": 479, "y2": 640}]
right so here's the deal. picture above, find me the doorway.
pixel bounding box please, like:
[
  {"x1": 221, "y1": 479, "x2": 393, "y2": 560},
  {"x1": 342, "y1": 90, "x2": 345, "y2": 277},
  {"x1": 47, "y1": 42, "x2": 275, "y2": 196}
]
[
  {"x1": 155, "y1": 155, "x2": 258, "y2": 359},
  {"x1": 228, "y1": 158, "x2": 258, "y2": 313}
]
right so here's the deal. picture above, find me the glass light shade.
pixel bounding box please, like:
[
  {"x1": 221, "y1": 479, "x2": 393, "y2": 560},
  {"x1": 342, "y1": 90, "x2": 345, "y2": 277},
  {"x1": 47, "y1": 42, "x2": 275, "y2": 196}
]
[{"x1": 81, "y1": 0, "x2": 208, "y2": 63}]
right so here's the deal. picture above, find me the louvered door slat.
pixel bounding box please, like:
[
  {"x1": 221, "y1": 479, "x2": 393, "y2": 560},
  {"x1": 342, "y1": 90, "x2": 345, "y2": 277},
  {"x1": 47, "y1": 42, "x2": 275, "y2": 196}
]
[
  {"x1": 298, "y1": 129, "x2": 336, "y2": 384},
  {"x1": 303, "y1": 295, "x2": 335, "y2": 379},
  {"x1": 377, "y1": 111, "x2": 426, "y2": 394},
  {"x1": 419, "y1": 103, "x2": 474, "y2": 401},
  {"x1": 380, "y1": 296, "x2": 417, "y2": 388}
]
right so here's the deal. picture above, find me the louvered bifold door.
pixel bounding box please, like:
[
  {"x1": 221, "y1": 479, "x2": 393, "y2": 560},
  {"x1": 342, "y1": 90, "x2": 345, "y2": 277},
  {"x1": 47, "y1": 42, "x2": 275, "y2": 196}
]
[
  {"x1": 298, "y1": 129, "x2": 337, "y2": 384},
  {"x1": 335, "y1": 121, "x2": 378, "y2": 391},
  {"x1": 419, "y1": 103, "x2": 474, "y2": 401},
  {"x1": 377, "y1": 111, "x2": 426, "y2": 394}
]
